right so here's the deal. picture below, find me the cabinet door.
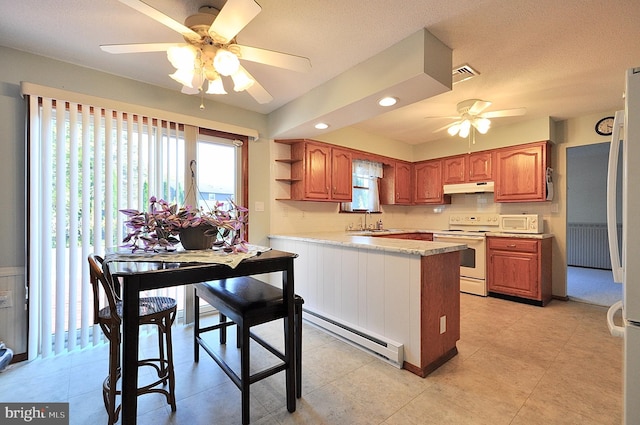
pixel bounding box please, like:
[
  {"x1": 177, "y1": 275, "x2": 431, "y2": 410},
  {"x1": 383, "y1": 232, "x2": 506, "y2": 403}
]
[
  {"x1": 468, "y1": 151, "x2": 492, "y2": 181},
  {"x1": 395, "y1": 161, "x2": 412, "y2": 204},
  {"x1": 331, "y1": 148, "x2": 352, "y2": 200},
  {"x1": 495, "y1": 142, "x2": 548, "y2": 202},
  {"x1": 304, "y1": 143, "x2": 332, "y2": 200},
  {"x1": 414, "y1": 160, "x2": 445, "y2": 204},
  {"x1": 488, "y1": 251, "x2": 539, "y2": 299},
  {"x1": 442, "y1": 155, "x2": 466, "y2": 184}
]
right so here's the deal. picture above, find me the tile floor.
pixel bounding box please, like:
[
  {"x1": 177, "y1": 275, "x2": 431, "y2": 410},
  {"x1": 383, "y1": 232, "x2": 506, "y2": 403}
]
[{"x1": 0, "y1": 294, "x2": 623, "y2": 424}]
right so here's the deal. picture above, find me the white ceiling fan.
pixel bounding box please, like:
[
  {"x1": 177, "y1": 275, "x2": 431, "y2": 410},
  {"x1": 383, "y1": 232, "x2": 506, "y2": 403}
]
[
  {"x1": 100, "y1": 0, "x2": 312, "y2": 105},
  {"x1": 430, "y1": 99, "x2": 526, "y2": 138}
]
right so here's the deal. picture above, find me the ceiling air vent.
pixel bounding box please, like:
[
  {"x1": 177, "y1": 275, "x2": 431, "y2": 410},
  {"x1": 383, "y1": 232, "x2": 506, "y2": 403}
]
[{"x1": 452, "y1": 64, "x2": 479, "y2": 84}]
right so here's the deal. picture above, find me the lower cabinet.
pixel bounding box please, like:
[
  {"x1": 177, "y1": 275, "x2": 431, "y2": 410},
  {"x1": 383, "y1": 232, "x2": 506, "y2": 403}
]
[{"x1": 487, "y1": 236, "x2": 552, "y2": 305}]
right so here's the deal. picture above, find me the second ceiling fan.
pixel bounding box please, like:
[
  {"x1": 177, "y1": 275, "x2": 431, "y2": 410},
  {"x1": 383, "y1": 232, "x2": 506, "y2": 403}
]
[
  {"x1": 431, "y1": 99, "x2": 526, "y2": 139},
  {"x1": 100, "y1": 0, "x2": 312, "y2": 104}
]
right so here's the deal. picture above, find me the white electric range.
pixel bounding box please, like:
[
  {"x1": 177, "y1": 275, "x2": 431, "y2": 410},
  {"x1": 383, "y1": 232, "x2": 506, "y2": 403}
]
[{"x1": 433, "y1": 214, "x2": 500, "y2": 296}]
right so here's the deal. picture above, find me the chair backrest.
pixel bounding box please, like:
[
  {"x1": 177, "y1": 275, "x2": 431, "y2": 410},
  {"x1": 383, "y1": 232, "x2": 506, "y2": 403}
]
[{"x1": 88, "y1": 254, "x2": 121, "y2": 326}]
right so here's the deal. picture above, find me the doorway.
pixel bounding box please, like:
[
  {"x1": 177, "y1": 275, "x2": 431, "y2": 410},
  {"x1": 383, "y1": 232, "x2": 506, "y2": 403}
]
[{"x1": 566, "y1": 143, "x2": 622, "y2": 306}]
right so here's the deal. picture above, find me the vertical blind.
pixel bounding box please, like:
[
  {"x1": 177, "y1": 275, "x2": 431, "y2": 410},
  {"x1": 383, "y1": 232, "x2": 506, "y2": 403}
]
[{"x1": 27, "y1": 95, "x2": 185, "y2": 359}]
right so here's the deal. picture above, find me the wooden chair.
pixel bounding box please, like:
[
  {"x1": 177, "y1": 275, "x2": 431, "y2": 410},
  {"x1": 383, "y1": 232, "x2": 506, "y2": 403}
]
[
  {"x1": 193, "y1": 276, "x2": 303, "y2": 424},
  {"x1": 88, "y1": 254, "x2": 177, "y2": 425}
]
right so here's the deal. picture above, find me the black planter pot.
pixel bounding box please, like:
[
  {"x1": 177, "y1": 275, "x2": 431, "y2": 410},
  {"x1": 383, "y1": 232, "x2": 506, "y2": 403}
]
[{"x1": 179, "y1": 225, "x2": 217, "y2": 250}]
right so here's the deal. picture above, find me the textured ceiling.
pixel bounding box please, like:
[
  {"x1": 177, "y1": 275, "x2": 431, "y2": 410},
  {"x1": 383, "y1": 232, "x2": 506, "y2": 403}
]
[{"x1": 1, "y1": 0, "x2": 639, "y2": 144}]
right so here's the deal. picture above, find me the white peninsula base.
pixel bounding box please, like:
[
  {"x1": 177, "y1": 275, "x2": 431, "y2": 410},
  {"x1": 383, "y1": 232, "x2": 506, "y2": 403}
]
[{"x1": 269, "y1": 234, "x2": 462, "y2": 377}]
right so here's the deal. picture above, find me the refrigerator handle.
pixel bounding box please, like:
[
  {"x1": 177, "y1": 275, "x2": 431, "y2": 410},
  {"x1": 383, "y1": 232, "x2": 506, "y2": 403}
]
[
  {"x1": 607, "y1": 110, "x2": 625, "y2": 283},
  {"x1": 607, "y1": 300, "x2": 625, "y2": 338}
]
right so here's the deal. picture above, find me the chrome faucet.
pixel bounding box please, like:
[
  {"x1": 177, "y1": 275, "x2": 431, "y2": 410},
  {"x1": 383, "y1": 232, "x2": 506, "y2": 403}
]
[{"x1": 364, "y1": 211, "x2": 371, "y2": 229}]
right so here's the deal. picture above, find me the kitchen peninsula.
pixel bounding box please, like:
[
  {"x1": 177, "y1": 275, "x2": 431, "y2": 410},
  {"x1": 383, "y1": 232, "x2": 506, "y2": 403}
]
[{"x1": 269, "y1": 232, "x2": 466, "y2": 377}]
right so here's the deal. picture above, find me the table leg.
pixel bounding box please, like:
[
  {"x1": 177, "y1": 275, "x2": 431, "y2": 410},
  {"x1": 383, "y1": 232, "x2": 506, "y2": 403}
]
[
  {"x1": 284, "y1": 262, "x2": 296, "y2": 413},
  {"x1": 121, "y1": 276, "x2": 141, "y2": 424}
]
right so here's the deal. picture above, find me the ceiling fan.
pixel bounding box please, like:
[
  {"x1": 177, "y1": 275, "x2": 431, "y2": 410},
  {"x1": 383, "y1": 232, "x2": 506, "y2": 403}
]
[
  {"x1": 100, "y1": 0, "x2": 312, "y2": 105},
  {"x1": 430, "y1": 99, "x2": 526, "y2": 139}
]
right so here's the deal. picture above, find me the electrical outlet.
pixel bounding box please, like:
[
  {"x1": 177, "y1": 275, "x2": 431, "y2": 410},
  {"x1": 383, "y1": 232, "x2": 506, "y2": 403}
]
[
  {"x1": 0, "y1": 291, "x2": 12, "y2": 309},
  {"x1": 439, "y1": 315, "x2": 446, "y2": 334}
]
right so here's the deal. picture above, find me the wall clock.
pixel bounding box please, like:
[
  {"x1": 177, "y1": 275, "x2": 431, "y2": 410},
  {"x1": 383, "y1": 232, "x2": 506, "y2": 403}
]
[{"x1": 595, "y1": 116, "x2": 615, "y2": 136}]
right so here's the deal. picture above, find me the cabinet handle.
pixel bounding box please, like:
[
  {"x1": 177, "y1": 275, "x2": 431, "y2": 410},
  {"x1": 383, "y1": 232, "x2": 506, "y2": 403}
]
[{"x1": 507, "y1": 244, "x2": 517, "y2": 248}]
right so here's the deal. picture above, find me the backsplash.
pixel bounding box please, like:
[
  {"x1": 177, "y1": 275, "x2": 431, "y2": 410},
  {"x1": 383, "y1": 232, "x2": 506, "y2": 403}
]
[{"x1": 271, "y1": 192, "x2": 556, "y2": 234}]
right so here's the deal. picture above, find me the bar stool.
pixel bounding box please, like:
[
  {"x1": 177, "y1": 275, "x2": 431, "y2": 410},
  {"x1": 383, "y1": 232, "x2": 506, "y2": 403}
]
[
  {"x1": 88, "y1": 254, "x2": 177, "y2": 425},
  {"x1": 193, "y1": 276, "x2": 303, "y2": 424}
]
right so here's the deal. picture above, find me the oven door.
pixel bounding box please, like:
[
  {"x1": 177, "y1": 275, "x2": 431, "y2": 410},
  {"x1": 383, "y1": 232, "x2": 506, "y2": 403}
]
[{"x1": 433, "y1": 233, "x2": 487, "y2": 296}]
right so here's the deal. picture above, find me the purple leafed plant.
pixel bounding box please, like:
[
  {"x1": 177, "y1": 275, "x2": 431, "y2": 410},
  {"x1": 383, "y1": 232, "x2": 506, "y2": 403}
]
[{"x1": 120, "y1": 196, "x2": 248, "y2": 253}]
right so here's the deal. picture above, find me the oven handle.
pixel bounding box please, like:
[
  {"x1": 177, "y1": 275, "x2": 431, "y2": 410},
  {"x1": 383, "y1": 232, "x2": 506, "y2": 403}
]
[{"x1": 433, "y1": 234, "x2": 486, "y2": 242}]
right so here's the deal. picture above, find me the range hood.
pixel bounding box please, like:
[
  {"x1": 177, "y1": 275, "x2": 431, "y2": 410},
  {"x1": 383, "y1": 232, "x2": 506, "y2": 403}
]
[{"x1": 443, "y1": 181, "x2": 494, "y2": 194}]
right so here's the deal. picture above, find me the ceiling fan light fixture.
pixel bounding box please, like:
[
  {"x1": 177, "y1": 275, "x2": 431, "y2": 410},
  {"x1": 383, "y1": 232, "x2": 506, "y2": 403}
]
[
  {"x1": 213, "y1": 48, "x2": 240, "y2": 76},
  {"x1": 458, "y1": 119, "x2": 471, "y2": 138},
  {"x1": 206, "y1": 75, "x2": 227, "y2": 94},
  {"x1": 475, "y1": 117, "x2": 491, "y2": 134},
  {"x1": 166, "y1": 45, "x2": 197, "y2": 69},
  {"x1": 169, "y1": 68, "x2": 196, "y2": 88},
  {"x1": 447, "y1": 123, "x2": 460, "y2": 136},
  {"x1": 231, "y1": 68, "x2": 255, "y2": 92}
]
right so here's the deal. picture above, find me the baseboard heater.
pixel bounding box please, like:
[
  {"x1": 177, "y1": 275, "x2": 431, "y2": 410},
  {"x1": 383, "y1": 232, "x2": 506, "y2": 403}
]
[{"x1": 303, "y1": 308, "x2": 404, "y2": 366}]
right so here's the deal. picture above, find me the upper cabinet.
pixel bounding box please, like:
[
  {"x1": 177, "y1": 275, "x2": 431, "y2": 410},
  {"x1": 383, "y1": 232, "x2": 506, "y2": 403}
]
[
  {"x1": 442, "y1": 155, "x2": 466, "y2": 184},
  {"x1": 442, "y1": 151, "x2": 493, "y2": 184},
  {"x1": 468, "y1": 151, "x2": 493, "y2": 182},
  {"x1": 329, "y1": 147, "x2": 353, "y2": 201},
  {"x1": 275, "y1": 139, "x2": 352, "y2": 202},
  {"x1": 380, "y1": 160, "x2": 412, "y2": 205},
  {"x1": 414, "y1": 159, "x2": 451, "y2": 205},
  {"x1": 494, "y1": 141, "x2": 550, "y2": 202},
  {"x1": 275, "y1": 138, "x2": 551, "y2": 204}
]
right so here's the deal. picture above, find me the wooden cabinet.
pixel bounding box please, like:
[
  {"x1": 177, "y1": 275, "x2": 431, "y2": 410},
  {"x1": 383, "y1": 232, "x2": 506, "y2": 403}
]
[
  {"x1": 494, "y1": 141, "x2": 550, "y2": 202},
  {"x1": 442, "y1": 155, "x2": 466, "y2": 184},
  {"x1": 487, "y1": 236, "x2": 552, "y2": 305},
  {"x1": 380, "y1": 160, "x2": 412, "y2": 205},
  {"x1": 468, "y1": 151, "x2": 493, "y2": 181},
  {"x1": 414, "y1": 159, "x2": 450, "y2": 205},
  {"x1": 443, "y1": 151, "x2": 493, "y2": 184},
  {"x1": 275, "y1": 139, "x2": 352, "y2": 201}
]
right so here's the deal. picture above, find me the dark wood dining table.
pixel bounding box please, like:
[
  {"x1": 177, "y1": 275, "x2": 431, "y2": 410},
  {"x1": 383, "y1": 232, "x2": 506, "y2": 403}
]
[{"x1": 105, "y1": 248, "x2": 298, "y2": 425}]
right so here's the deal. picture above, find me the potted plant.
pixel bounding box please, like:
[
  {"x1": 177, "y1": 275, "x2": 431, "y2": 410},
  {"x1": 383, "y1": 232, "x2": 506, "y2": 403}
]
[{"x1": 120, "y1": 196, "x2": 248, "y2": 253}]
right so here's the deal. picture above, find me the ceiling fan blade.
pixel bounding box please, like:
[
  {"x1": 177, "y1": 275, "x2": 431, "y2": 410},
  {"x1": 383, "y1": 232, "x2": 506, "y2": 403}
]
[
  {"x1": 433, "y1": 121, "x2": 460, "y2": 133},
  {"x1": 118, "y1": 0, "x2": 199, "y2": 41},
  {"x1": 240, "y1": 66, "x2": 272, "y2": 104},
  {"x1": 100, "y1": 42, "x2": 183, "y2": 54},
  {"x1": 481, "y1": 108, "x2": 527, "y2": 118},
  {"x1": 233, "y1": 44, "x2": 311, "y2": 72},
  {"x1": 209, "y1": 0, "x2": 261, "y2": 44},
  {"x1": 468, "y1": 100, "x2": 492, "y2": 115}
]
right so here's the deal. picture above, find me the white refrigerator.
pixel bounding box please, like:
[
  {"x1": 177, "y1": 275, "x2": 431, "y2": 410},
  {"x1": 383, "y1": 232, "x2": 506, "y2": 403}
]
[{"x1": 606, "y1": 67, "x2": 640, "y2": 425}]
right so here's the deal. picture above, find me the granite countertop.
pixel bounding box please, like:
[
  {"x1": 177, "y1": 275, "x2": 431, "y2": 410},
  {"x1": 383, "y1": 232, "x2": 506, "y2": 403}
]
[{"x1": 268, "y1": 232, "x2": 467, "y2": 257}]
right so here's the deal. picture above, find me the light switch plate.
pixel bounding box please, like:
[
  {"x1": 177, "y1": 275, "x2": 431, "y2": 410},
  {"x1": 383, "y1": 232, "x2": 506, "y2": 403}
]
[{"x1": 254, "y1": 201, "x2": 265, "y2": 212}]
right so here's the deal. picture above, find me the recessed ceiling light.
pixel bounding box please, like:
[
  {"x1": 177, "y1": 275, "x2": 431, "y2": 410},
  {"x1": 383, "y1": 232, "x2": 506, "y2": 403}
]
[
  {"x1": 378, "y1": 97, "x2": 398, "y2": 107},
  {"x1": 314, "y1": 122, "x2": 329, "y2": 130}
]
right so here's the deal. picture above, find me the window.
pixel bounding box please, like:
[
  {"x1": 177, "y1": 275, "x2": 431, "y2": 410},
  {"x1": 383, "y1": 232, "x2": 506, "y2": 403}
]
[
  {"x1": 25, "y1": 94, "x2": 248, "y2": 359},
  {"x1": 340, "y1": 160, "x2": 383, "y2": 212}
]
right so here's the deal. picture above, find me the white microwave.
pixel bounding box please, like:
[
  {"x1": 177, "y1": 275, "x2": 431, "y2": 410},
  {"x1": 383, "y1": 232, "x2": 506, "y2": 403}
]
[{"x1": 499, "y1": 214, "x2": 543, "y2": 234}]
